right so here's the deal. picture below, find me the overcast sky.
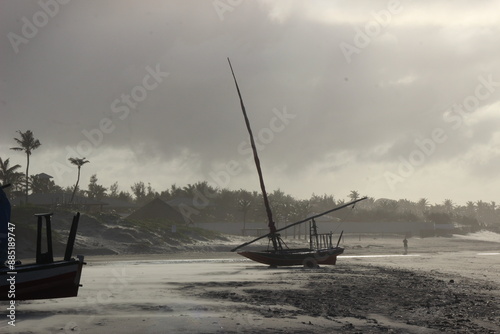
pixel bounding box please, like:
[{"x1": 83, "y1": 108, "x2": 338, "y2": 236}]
[{"x1": 1, "y1": 0, "x2": 500, "y2": 205}]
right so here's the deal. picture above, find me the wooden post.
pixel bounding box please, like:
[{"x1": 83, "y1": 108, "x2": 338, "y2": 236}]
[
  {"x1": 36, "y1": 215, "x2": 42, "y2": 264},
  {"x1": 35, "y1": 213, "x2": 54, "y2": 264},
  {"x1": 45, "y1": 215, "x2": 53, "y2": 263},
  {"x1": 64, "y1": 212, "x2": 80, "y2": 261}
]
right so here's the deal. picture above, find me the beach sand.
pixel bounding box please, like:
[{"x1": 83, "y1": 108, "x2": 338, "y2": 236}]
[{"x1": 2, "y1": 233, "x2": 500, "y2": 333}]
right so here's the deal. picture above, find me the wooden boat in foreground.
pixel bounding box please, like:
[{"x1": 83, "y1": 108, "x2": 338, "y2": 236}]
[
  {"x1": 1, "y1": 254, "x2": 85, "y2": 300},
  {"x1": 1, "y1": 184, "x2": 85, "y2": 300},
  {"x1": 227, "y1": 59, "x2": 366, "y2": 267}
]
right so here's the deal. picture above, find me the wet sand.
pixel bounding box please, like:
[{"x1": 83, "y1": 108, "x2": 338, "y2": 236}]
[{"x1": 2, "y1": 234, "x2": 499, "y2": 333}]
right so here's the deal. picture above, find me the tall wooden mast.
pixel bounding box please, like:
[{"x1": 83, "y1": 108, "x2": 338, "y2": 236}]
[{"x1": 227, "y1": 58, "x2": 279, "y2": 250}]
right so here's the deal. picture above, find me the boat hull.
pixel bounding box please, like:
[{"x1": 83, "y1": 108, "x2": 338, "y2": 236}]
[
  {"x1": 0, "y1": 256, "x2": 85, "y2": 300},
  {"x1": 239, "y1": 247, "x2": 344, "y2": 267}
]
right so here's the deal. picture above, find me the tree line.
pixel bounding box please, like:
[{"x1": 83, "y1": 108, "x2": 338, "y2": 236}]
[{"x1": 1, "y1": 130, "x2": 498, "y2": 229}]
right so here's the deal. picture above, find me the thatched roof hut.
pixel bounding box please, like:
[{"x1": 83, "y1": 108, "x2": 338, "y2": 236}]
[{"x1": 126, "y1": 198, "x2": 186, "y2": 224}]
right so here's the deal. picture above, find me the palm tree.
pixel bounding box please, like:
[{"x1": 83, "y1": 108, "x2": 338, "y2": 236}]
[
  {"x1": 443, "y1": 199, "x2": 454, "y2": 214},
  {"x1": 29, "y1": 174, "x2": 60, "y2": 194},
  {"x1": 68, "y1": 157, "x2": 89, "y2": 204},
  {"x1": 0, "y1": 157, "x2": 22, "y2": 186},
  {"x1": 349, "y1": 190, "x2": 360, "y2": 201},
  {"x1": 10, "y1": 130, "x2": 41, "y2": 204},
  {"x1": 87, "y1": 174, "x2": 107, "y2": 200},
  {"x1": 465, "y1": 201, "x2": 476, "y2": 217},
  {"x1": 417, "y1": 198, "x2": 429, "y2": 211}
]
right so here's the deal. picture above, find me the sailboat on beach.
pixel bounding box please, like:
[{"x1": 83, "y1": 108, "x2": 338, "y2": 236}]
[{"x1": 227, "y1": 58, "x2": 366, "y2": 268}]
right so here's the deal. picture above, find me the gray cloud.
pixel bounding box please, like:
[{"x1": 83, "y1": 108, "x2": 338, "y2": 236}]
[{"x1": 2, "y1": 0, "x2": 500, "y2": 204}]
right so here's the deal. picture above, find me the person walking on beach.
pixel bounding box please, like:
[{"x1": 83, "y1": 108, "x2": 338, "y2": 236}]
[{"x1": 403, "y1": 237, "x2": 408, "y2": 254}]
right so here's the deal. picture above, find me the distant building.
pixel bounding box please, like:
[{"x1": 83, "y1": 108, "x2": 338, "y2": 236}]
[{"x1": 35, "y1": 172, "x2": 53, "y2": 179}]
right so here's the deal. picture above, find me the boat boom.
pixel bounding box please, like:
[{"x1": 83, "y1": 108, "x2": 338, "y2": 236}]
[{"x1": 231, "y1": 196, "x2": 367, "y2": 252}]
